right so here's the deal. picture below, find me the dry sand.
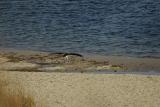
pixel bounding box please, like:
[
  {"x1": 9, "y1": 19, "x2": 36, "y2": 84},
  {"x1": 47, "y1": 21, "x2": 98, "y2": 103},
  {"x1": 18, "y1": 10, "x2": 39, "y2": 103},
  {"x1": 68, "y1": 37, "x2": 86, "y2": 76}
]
[
  {"x1": 0, "y1": 50, "x2": 160, "y2": 107},
  {"x1": 1, "y1": 71, "x2": 160, "y2": 107}
]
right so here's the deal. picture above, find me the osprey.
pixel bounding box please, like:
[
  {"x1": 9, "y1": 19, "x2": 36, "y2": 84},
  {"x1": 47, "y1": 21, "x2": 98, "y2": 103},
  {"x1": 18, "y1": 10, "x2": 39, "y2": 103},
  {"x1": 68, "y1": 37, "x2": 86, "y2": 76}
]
[
  {"x1": 49, "y1": 52, "x2": 83, "y2": 63},
  {"x1": 63, "y1": 53, "x2": 83, "y2": 63}
]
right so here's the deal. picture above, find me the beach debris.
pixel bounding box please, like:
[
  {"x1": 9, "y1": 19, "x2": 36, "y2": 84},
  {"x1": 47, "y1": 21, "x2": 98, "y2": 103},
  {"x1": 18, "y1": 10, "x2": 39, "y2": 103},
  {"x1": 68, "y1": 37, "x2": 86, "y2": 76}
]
[
  {"x1": 85, "y1": 67, "x2": 97, "y2": 71},
  {"x1": 88, "y1": 60, "x2": 109, "y2": 65},
  {"x1": 38, "y1": 66, "x2": 65, "y2": 71},
  {"x1": 96, "y1": 65, "x2": 111, "y2": 70},
  {"x1": 110, "y1": 65, "x2": 125, "y2": 70},
  {"x1": 96, "y1": 65, "x2": 126, "y2": 71}
]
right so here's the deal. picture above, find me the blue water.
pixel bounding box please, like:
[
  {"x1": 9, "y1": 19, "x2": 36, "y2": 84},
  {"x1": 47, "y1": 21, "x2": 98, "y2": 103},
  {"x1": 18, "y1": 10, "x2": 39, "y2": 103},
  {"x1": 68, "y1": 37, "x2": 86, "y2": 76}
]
[{"x1": 0, "y1": 0, "x2": 160, "y2": 57}]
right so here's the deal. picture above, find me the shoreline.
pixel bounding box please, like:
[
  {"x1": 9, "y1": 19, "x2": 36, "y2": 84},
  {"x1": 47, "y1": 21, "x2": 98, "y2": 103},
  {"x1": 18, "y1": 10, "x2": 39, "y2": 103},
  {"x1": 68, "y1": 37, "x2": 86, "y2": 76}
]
[{"x1": 1, "y1": 47, "x2": 160, "y2": 59}]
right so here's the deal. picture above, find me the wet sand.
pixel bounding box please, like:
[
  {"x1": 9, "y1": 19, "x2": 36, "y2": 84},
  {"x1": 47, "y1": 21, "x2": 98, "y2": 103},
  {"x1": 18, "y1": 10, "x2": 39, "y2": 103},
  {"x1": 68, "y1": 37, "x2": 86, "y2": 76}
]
[
  {"x1": 0, "y1": 50, "x2": 160, "y2": 107},
  {"x1": 85, "y1": 54, "x2": 160, "y2": 72},
  {"x1": 0, "y1": 49, "x2": 160, "y2": 72}
]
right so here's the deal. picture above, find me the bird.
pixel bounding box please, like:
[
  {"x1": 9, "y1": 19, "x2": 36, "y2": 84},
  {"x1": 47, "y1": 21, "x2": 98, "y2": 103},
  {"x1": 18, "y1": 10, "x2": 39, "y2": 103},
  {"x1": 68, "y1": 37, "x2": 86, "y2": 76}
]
[{"x1": 63, "y1": 53, "x2": 83, "y2": 63}]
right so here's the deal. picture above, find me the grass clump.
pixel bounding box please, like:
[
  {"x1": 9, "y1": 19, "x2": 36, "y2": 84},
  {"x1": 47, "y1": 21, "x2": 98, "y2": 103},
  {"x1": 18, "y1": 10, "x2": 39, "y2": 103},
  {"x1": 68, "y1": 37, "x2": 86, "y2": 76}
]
[{"x1": 0, "y1": 79, "x2": 36, "y2": 107}]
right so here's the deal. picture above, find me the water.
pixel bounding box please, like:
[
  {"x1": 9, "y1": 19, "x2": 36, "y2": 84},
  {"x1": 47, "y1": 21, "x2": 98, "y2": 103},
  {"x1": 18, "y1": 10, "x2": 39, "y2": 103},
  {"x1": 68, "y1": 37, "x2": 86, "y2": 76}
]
[{"x1": 0, "y1": 0, "x2": 160, "y2": 58}]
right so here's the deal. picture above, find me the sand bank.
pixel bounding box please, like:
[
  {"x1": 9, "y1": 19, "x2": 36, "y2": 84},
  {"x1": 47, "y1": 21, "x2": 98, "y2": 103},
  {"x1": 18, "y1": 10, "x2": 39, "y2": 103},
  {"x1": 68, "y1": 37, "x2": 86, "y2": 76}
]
[{"x1": 0, "y1": 50, "x2": 160, "y2": 73}]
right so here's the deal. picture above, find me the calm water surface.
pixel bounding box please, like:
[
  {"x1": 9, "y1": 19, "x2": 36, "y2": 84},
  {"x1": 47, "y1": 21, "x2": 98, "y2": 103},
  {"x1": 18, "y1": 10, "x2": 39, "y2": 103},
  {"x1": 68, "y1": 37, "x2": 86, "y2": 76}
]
[{"x1": 0, "y1": 0, "x2": 160, "y2": 57}]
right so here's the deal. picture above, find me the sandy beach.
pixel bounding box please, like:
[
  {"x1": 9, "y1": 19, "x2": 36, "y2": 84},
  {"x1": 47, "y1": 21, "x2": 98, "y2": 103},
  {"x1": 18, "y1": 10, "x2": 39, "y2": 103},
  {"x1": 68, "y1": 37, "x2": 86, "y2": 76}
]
[
  {"x1": 1, "y1": 0, "x2": 160, "y2": 106},
  {"x1": 0, "y1": 50, "x2": 160, "y2": 107},
  {"x1": 1, "y1": 71, "x2": 160, "y2": 107}
]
